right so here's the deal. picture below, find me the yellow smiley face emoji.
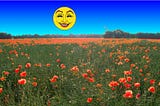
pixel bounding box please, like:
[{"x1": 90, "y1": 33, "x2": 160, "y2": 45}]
[{"x1": 53, "y1": 7, "x2": 76, "y2": 30}]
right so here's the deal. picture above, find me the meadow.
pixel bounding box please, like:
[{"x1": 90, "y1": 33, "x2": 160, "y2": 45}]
[{"x1": 0, "y1": 38, "x2": 160, "y2": 106}]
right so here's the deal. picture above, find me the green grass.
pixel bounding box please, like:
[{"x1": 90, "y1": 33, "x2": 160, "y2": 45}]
[{"x1": 0, "y1": 40, "x2": 160, "y2": 106}]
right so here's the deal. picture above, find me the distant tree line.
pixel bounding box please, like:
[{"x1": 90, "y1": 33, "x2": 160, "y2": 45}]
[
  {"x1": 0, "y1": 33, "x2": 102, "y2": 39},
  {"x1": 0, "y1": 30, "x2": 160, "y2": 39},
  {"x1": 104, "y1": 30, "x2": 160, "y2": 39},
  {"x1": 0, "y1": 33, "x2": 12, "y2": 39}
]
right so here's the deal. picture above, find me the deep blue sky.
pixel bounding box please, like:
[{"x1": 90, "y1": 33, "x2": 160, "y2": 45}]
[{"x1": 0, "y1": 1, "x2": 160, "y2": 35}]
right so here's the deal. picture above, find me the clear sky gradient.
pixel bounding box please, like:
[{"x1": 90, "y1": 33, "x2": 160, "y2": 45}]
[{"x1": 0, "y1": 1, "x2": 160, "y2": 35}]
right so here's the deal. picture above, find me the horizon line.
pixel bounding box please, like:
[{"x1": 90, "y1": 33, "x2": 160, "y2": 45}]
[{"x1": 1, "y1": 30, "x2": 160, "y2": 36}]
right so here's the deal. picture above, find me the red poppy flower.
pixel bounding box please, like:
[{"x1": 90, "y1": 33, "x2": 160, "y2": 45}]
[
  {"x1": 87, "y1": 98, "x2": 93, "y2": 103},
  {"x1": 130, "y1": 64, "x2": 136, "y2": 68},
  {"x1": 0, "y1": 77, "x2": 5, "y2": 81},
  {"x1": 139, "y1": 69, "x2": 143, "y2": 73},
  {"x1": 87, "y1": 69, "x2": 92, "y2": 73},
  {"x1": 105, "y1": 69, "x2": 110, "y2": 73},
  {"x1": 134, "y1": 82, "x2": 140, "y2": 88},
  {"x1": 32, "y1": 82, "x2": 38, "y2": 87},
  {"x1": 53, "y1": 75, "x2": 58, "y2": 79},
  {"x1": 60, "y1": 64, "x2": 66, "y2": 69},
  {"x1": 124, "y1": 70, "x2": 132, "y2": 75},
  {"x1": 127, "y1": 77, "x2": 132, "y2": 82},
  {"x1": 20, "y1": 71, "x2": 27, "y2": 77},
  {"x1": 18, "y1": 65, "x2": 22, "y2": 69},
  {"x1": 124, "y1": 58, "x2": 130, "y2": 62},
  {"x1": 56, "y1": 59, "x2": 61, "y2": 63},
  {"x1": 50, "y1": 75, "x2": 58, "y2": 83},
  {"x1": 71, "y1": 66, "x2": 79, "y2": 72},
  {"x1": 150, "y1": 79, "x2": 156, "y2": 85},
  {"x1": 81, "y1": 87, "x2": 86, "y2": 91},
  {"x1": 82, "y1": 73, "x2": 88, "y2": 79},
  {"x1": 123, "y1": 90, "x2": 133, "y2": 99},
  {"x1": 88, "y1": 78, "x2": 95, "y2": 83},
  {"x1": 0, "y1": 88, "x2": 3, "y2": 94},
  {"x1": 25, "y1": 63, "x2": 31, "y2": 68},
  {"x1": 124, "y1": 83, "x2": 131, "y2": 89},
  {"x1": 108, "y1": 81, "x2": 119, "y2": 88},
  {"x1": 119, "y1": 78, "x2": 127, "y2": 83},
  {"x1": 15, "y1": 68, "x2": 20, "y2": 74},
  {"x1": 3, "y1": 71, "x2": 10, "y2": 75},
  {"x1": 136, "y1": 93, "x2": 141, "y2": 99},
  {"x1": 46, "y1": 63, "x2": 51, "y2": 67},
  {"x1": 148, "y1": 86, "x2": 155, "y2": 93},
  {"x1": 18, "y1": 79, "x2": 27, "y2": 85}
]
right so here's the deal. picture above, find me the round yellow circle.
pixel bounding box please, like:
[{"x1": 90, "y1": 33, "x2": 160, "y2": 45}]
[{"x1": 53, "y1": 7, "x2": 76, "y2": 30}]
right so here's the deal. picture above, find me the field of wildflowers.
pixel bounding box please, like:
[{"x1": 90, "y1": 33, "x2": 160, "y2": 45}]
[{"x1": 0, "y1": 38, "x2": 160, "y2": 106}]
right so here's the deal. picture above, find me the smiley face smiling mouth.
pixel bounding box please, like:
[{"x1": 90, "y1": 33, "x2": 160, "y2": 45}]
[{"x1": 59, "y1": 23, "x2": 70, "y2": 28}]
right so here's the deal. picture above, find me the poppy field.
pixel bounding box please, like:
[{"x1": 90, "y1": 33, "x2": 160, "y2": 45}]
[{"x1": 0, "y1": 38, "x2": 160, "y2": 106}]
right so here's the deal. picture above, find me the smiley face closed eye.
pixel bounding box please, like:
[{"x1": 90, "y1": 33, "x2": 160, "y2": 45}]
[
  {"x1": 57, "y1": 14, "x2": 63, "y2": 18},
  {"x1": 67, "y1": 15, "x2": 72, "y2": 17},
  {"x1": 53, "y1": 7, "x2": 76, "y2": 30}
]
